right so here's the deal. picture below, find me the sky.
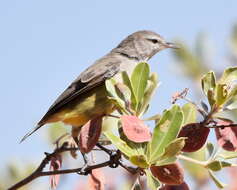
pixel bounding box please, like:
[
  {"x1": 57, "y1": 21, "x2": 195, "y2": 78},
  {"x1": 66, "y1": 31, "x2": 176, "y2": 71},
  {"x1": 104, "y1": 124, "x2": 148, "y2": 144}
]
[{"x1": 1, "y1": 0, "x2": 237, "y2": 189}]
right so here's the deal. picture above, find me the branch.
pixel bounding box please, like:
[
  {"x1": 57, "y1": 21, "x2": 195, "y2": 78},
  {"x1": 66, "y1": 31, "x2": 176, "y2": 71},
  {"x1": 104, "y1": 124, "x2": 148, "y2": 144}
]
[
  {"x1": 208, "y1": 123, "x2": 237, "y2": 129},
  {"x1": 8, "y1": 144, "x2": 139, "y2": 190}
]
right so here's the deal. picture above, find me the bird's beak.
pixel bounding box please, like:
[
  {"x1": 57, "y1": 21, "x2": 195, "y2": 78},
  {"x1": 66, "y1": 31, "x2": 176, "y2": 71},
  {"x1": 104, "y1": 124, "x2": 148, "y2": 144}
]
[{"x1": 164, "y1": 42, "x2": 179, "y2": 49}]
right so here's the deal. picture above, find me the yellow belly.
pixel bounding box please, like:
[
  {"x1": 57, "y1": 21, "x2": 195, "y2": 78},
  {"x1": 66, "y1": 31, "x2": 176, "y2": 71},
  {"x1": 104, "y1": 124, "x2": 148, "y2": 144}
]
[{"x1": 46, "y1": 84, "x2": 114, "y2": 126}]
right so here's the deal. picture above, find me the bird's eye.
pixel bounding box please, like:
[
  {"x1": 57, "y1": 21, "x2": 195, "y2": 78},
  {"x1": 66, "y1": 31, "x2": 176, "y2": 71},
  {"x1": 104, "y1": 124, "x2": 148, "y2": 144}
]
[{"x1": 148, "y1": 39, "x2": 159, "y2": 44}]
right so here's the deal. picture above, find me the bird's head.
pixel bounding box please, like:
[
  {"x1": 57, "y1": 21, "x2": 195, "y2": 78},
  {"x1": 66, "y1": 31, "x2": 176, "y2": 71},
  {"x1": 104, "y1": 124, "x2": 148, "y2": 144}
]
[{"x1": 113, "y1": 30, "x2": 178, "y2": 61}]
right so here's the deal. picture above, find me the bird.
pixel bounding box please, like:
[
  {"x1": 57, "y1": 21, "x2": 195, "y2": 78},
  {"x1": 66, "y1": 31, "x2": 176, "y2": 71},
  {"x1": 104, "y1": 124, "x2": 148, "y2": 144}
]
[{"x1": 21, "y1": 30, "x2": 178, "y2": 143}]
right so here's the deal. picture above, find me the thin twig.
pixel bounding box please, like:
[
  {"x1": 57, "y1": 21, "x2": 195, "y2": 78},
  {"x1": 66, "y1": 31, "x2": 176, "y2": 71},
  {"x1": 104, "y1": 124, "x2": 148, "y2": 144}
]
[
  {"x1": 208, "y1": 123, "x2": 237, "y2": 128},
  {"x1": 118, "y1": 161, "x2": 140, "y2": 175}
]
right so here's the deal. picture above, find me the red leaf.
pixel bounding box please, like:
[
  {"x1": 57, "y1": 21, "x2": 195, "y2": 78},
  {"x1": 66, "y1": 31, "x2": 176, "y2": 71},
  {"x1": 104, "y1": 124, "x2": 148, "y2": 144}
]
[
  {"x1": 159, "y1": 182, "x2": 189, "y2": 190},
  {"x1": 121, "y1": 115, "x2": 151, "y2": 143},
  {"x1": 178, "y1": 123, "x2": 210, "y2": 152},
  {"x1": 150, "y1": 163, "x2": 184, "y2": 185},
  {"x1": 215, "y1": 120, "x2": 237, "y2": 151},
  {"x1": 79, "y1": 117, "x2": 103, "y2": 153},
  {"x1": 88, "y1": 169, "x2": 105, "y2": 190},
  {"x1": 49, "y1": 154, "x2": 62, "y2": 189}
]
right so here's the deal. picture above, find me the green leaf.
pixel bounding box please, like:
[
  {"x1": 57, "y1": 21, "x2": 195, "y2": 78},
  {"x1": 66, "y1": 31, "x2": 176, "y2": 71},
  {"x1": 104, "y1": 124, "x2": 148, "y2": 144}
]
[
  {"x1": 227, "y1": 85, "x2": 237, "y2": 100},
  {"x1": 207, "y1": 89, "x2": 216, "y2": 107},
  {"x1": 182, "y1": 103, "x2": 197, "y2": 125},
  {"x1": 145, "y1": 169, "x2": 161, "y2": 190},
  {"x1": 115, "y1": 83, "x2": 131, "y2": 104},
  {"x1": 148, "y1": 105, "x2": 183, "y2": 163},
  {"x1": 122, "y1": 71, "x2": 137, "y2": 109},
  {"x1": 221, "y1": 161, "x2": 236, "y2": 167},
  {"x1": 155, "y1": 138, "x2": 185, "y2": 166},
  {"x1": 219, "y1": 67, "x2": 237, "y2": 84},
  {"x1": 102, "y1": 115, "x2": 119, "y2": 132},
  {"x1": 131, "y1": 62, "x2": 150, "y2": 109},
  {"x1": 215, "y1": 84, "x2": 228, "y2": 106},
  {"x1": 155, "y1": 157, "x2": 177, "y2": 166},
  {"x1": 201, "y1": 71, "x2": 216, "y2": 96},
  {"x1": 224, "y1": 85, "x2": 237, "y2": 110},
  {"x1": 104, "y1": 131, "x2": 135, "y2": 158},
  {"x1": 130, "y1": 155, "x2": 149, "y2": 168},
  {"x1": 206, "y1": 160, "x2": 222, "y2": 171},
  {"x1": 208, "y1": 170, "x2": 226, "y2": 188},
  {"x1": 105, "y1": 78, "x2": 128, "y2": 114},
  {"x1": 206, "y1": 142, "x2": 215, "y2": 158},
  {"x1": 137, "y1": 72, "x2": 159, "y2": 116}
]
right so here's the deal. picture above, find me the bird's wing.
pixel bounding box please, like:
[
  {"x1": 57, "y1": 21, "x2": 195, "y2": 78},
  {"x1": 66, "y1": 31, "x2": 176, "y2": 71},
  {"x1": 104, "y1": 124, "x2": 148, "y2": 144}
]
[
  {"x1": 38, "y1": 56, "x2": 121, "y2": 125},
  {"x1": 20, "y1": 55, "x2": 122, "y2": 143}
]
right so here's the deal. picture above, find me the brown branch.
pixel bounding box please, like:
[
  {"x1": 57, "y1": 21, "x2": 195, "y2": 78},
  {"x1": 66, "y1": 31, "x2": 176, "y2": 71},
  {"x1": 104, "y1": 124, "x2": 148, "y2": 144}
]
[
  {"x1": 8, "y1": 144, "x2": 139, "y2": 190},
  {"x1": 208, "y1": 123, "x2": 237, "y2": 129},
  {"x1": 8, "y1": 146, "x2": 78, "y2": 190}
]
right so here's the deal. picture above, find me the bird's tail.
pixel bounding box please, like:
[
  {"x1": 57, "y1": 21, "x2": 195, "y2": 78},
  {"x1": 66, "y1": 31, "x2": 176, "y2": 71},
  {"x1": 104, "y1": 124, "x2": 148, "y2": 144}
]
[{"x1": 20, "y1": 124, "x2": 42, "y2": 143}]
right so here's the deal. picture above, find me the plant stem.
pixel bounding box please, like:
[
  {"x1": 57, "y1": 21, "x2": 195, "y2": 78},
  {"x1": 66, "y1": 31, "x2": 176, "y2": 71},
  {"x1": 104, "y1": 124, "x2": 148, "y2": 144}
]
[{"x1": 178, "y1": 154, "x2": 207, "y2": 166}]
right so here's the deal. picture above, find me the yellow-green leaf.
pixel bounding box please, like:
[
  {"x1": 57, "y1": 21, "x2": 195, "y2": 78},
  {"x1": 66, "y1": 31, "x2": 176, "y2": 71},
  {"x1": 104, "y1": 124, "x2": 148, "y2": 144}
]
[
  {"x1": 215, "y1": 84, "x2": 228, "y2": 106},
  {"x1": 219, "y1": 67, "x2": 237, "y2": 84},
  {"x1": 201, "y1": 71, "x2": 216, "y2": 95},
  {"x1": 130, "y1": 155, "x2": 149, "y2": 168},
  {"x1": 104, "y1": 131, "x2": 135, "y2": 158},
  {"x1": 148, "y1": 105, "x2": 183, "y2": 163},
  {"x1": 182, "y1": 103, "x2": 197, "y2": 125},
  {"x1": 146, "y1": 169, "x2": 161, "y2": 190},
  {"x1": 131, "y1": 62, "x2": 150, "y2": 109}
]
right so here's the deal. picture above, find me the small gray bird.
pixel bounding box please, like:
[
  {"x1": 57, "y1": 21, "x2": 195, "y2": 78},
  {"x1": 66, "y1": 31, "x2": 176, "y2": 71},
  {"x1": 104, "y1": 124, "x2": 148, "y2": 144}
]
[{"x1": 21, "y1": 30, "x2": 177, "y2": 142}]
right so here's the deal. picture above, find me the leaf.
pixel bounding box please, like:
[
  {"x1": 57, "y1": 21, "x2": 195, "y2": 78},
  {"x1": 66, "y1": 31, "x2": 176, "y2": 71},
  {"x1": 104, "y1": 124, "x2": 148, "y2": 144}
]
[
  {"x1": 219, "y1": 67, "x2": 237, "y2": 84},
  {"x1": 206, "y1": 160, "x2": 222, "y2": 171},
  {"x1": 182, "y1": 103, "x2": 197, "y2": 125},
  {"x1": 137, "y1": 72, "x2": 159, "y2": 116},
  {"x1": 201, "y1": 71, "x2": 216, "y2": 96},
  {"x1": 146, "y1": 169, "x2": 161, "y2": 190},
  {"x1": 115, "y1": 83, "x2": 131, "y2": 108},
  {"x1": 122, "y1": 71, "x2": 137, "y2": 109},
  {"x1": 104, "y1": 131, "x2": 135, "y2": 157},
  {"x1": 208, "y1": 170, "x2": 226, "y2": 188},
  {"x1": 178, "y1": 123, "x2": 210, "y2": 152},
  {"x1": 79, "y1": 117, "x2": 103, "y2": 153},
  {"x1": 130, "y1": 155, "x2": 149, "y2": 168},
  {"x1": 201, "y1": 101, "x2": 209, "y2": 113},
  {"x1": 207, "y1": 89, "x2": 216, "y2": 107},
  {"x1": 150, "y1": 163, "x2": 184, "y2": 185},
  {"x1": 131, "y1": 62, "x2": 150, "y2": 108},
  {"x1": 102, "y1": 115, "x2": 119, "y2": 132},
  {"x1": 148, "y1": 105, "x2": 183, "y2": 163},
  {"x1": 121, "y1": 115, "x2": 151, "y2": 143},
  {"x1": 88, "y1": 169, "x2": 105, "y2": 190},
  {"x1": 206, "y1": 160, "x2": 234, "y2": 172},
  {"x1": 226, "y1": 85, "x2": 237, "y2": 101},
  {"x1": 105, "y1": 78, "x2": 128, "y2": 113},
  {"x1": 215, "y1": 123, "x2": 237, "y2": 151},
  {"x1": 215, "y1": 84, "x2": 228, "y2": 106},
  {"x1": 206, "y1": 142, "x2": 215, "y2": 158},
  {"x1": 49, "y1": 154, "x2": 62, "y2": 189},
  {"x1": 156, "y1": 138, "x2": 185, "y2": 166}
]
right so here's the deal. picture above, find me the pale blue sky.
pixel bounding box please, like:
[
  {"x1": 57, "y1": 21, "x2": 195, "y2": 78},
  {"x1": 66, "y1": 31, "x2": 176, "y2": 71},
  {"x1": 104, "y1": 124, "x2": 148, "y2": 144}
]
[{"x1": 1, "y1": 0, "x2": 237, "y2": 189}]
